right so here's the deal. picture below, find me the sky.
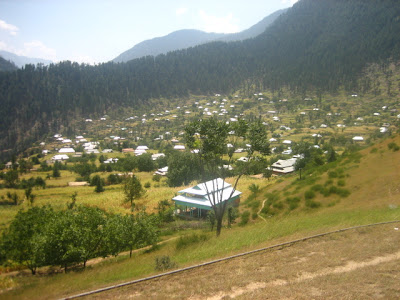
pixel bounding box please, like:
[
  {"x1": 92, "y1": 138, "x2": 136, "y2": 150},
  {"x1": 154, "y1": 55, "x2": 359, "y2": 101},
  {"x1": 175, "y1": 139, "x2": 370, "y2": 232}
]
[{"x1": 0, "y1": 0, "x2": 298, "y2": 64}]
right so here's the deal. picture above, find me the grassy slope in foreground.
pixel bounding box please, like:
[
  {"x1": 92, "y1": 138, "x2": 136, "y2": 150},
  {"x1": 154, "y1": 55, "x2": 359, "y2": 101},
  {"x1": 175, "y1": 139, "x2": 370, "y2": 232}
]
[{"x1": 2, "y1": 136, "x2": 400, "y2": 299}]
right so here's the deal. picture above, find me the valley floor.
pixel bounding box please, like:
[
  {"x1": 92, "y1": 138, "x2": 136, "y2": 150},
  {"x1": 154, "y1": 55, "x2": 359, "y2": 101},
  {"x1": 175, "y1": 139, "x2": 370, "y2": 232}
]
[{"x1": 85, "y1": 223, "x2": 400, "y2": 300}]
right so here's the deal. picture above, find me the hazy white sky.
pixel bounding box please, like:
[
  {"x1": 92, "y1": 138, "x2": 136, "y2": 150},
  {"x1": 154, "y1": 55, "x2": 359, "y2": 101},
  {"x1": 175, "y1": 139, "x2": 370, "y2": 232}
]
[{"x1": 0, "y1": 0, "x2": 298, "y2": 64}]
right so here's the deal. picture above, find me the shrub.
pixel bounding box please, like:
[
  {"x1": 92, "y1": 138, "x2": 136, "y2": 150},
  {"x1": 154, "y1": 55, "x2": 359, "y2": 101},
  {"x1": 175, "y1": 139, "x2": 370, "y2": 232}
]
[
  {"x1": 252, "y1": 212, "x2": 258, "y2": 220},
  {"x1": 370, "y1": 147, "x2": 378, "y2": 153},
  {"x1": 107, "y1": 174, "x2": 123, "y2": 185},
  {"x1": 328, "y1": 171, "x2": 338, "y2": 178},
  {"x1": 304, "y1": 190, "x2": 316, "y2": 200},
  {"x1": 337, "y1": 179, "x2": 346, "y2": 186},
  {"x1": 273, "y1": 202, "x2": 284, "y2": 210},
  {"x1": 176, "y1": 233, "x2": 209, "y2": 250},
  {"x1": 144, "y1": 182, "x2": 151, "y2": 189},
  {"x1": 305, "y1": 199, "x2": 321, "y2": 208},
  {"x1": 311, "y1": 184, "x2": 323, "y2": 192},
  {"x1": 336, "y1": 187, "x2": 351, "y2": 198},
  {"x1": 388, "y1": 142, "x2": 400, "y2": 151},
  {"x1": 239, "y1": 211, "x2": 251, "y2": 226},
  {"x1": 324, "y1": 179, "x2": 333, "y2": 186},
  {"x1": 155, "y1": 256, "x2": 177, "y2": 271},
  {"x1": 152, "y1": 174, "x2": 161, "y2": 182},
  {"x1": 286, "y1": 197, "x2": 301, "y2": 210}
]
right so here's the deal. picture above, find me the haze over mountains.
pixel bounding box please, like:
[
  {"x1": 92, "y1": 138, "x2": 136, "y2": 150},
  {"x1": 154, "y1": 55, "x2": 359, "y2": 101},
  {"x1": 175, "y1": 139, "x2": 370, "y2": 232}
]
[
  {"x1": 113, "y1": 9, "x2": 287, "y2": 63},
  {"x1": 0, "y1": 50, "x2": 53, "y2": 69},
  {"x1": 0, "y1": 0, "x2": 400, "y2": 160}
]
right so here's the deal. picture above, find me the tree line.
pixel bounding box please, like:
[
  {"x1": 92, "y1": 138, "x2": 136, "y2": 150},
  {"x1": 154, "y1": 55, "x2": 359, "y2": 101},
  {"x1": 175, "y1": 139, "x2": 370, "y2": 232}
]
[
  {"x1": 0, "y1": 0, "x2": 399, "y2": 161},
  {"x1": 0, "y1": 205, "x2": 158, "y2": 274}
]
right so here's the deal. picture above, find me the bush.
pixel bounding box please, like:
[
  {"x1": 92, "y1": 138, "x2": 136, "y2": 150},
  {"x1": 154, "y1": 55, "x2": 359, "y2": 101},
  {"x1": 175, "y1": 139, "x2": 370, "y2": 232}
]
[
  {"x1": 388, "y1": 142, "x2": 400, "y2": 151},
  {"x1": 304, "y1": 190, "x2": 316, "y2": 200},
  {"x1": 239, "y1": 211, "x2": 251, "y2": 226},
  {"x1": 107, "y1": 174, "x2": 123, "y2": 185},
  {"x1": 336, "y1": 187, "x2": 351, "y2": 198},
  {"x1": 155, "y1": 256, "x2": 177, "y2": 271},
  {"x1": 328, "y1": 171, "x2": 338, "y2": 178},
  {"x1": 305, "y1": 199, "x2": 321, "y2": 208},
  {"x1": 252, "y1": 212, "x2": 258, "y2": 220},
  {"x1": 273, "y1": 202, "x2": 284, "y2": 210},
  {"x1": 176, "y1": 233, "x2": 209, "y2": 250},
  {"x1": 152, "y1": 174, "x2": 161, "y2": 182},
  {"x1": 311, "y1": 184, "x2": 323, "y2": 192},
  {"x1": 337, "y1": 179, "x2": 346, "y2": 186},
  {"x1": 286, "y1": 197, "x2": 301, "y2": 210},
  {"x1": 144, "y1": 182, "x2": 151, "y2": 189}
]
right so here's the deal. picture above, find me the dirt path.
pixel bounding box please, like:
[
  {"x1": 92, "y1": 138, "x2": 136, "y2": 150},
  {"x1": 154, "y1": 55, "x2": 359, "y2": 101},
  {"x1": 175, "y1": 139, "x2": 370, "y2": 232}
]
[
  {"x1": 257, "y1": 198, "x2": 267, "y2": 222},
  {"x1": 87, "y1": 223, "x2": 400, "y2": 299},
  {"x1": 207, "y1": 250, "x2": 400, "y2": 300}
]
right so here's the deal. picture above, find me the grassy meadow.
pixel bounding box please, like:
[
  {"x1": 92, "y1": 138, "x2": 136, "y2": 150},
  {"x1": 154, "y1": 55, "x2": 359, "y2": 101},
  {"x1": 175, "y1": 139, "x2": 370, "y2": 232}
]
[{"x1": 1, "y1": 134, "x2": 400, "y2": 299}]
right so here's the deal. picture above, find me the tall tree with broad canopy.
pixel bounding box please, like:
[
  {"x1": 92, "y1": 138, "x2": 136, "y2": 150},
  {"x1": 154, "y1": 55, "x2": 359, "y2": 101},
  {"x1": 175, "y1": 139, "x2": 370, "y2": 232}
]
[
  {"x1": 184, "y1": 117, "x2": 269, "y2": 236},
  {"x1": 1, "y1": 206, "x2": 54, "y2": 274}
]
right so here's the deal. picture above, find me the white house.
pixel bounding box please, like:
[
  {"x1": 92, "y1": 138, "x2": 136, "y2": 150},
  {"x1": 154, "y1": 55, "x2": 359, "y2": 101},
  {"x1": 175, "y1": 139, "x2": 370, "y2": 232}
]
[
  {"x1": 237, "y1": 157, "x2": 249, "y2": 162},
  {"x1": 152, "y1": 153, "x2": 165, "y2": 161},
  {"x1": 136, "y1": 145, "x2": 149, "y2": 151},
  {"x1": 59, "y1": 148, "x2": 75, "y2": 153},
  {"x1": 154, "y1": 166, "x2": 168, "y2": 176},
  {"x1": 52, "y1": 154, "x2": 69, "y2": 161},
  {"x1": 172, "y1": 178, "x2": 241, "y2": 216},
  {"x1": 134, "y1": 149, "x2": 147, "y2": 156},
  {"x1": 352, "y1": 136, "x2": 364, "y2": 142},
  {"x1": 270, "y1": 158, "x2": 298, "y2": 175},
  {"x1": 174, "y1": 145, "x2": 185, "y2": 151}
]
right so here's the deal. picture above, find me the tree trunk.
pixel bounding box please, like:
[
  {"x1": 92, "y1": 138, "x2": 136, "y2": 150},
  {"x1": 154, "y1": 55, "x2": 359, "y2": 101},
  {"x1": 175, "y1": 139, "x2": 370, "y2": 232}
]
[
  {"x1": 130, "y1": 247, "x2": 133, "y2": 258},
  {"x1": 216, "y1": 216, "x2": 223, "y2": 237}
]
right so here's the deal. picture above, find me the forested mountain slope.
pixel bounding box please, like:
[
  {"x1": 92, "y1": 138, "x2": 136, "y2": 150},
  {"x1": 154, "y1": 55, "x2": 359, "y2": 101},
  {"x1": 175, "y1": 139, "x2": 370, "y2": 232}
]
[
  {"x1": 0, "y1": 57, "x2": 17, "y2": 72},
  {"x1": 0, "y1": 0, "x2": 400, "y2": 161},
  {"x1": 112, "y1": 30, "x2": 226, "y2": 63},
  {"x1": 112, "y1": 9, "x2": 287, "y2": 63},
  {"x1": 0, "y1": 50, "x2": 52, "y2": 68}
]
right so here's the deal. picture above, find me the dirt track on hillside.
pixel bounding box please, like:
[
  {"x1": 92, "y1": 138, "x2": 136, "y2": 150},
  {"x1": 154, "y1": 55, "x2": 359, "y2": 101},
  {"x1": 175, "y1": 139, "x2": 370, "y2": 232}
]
[{"x1": 83, "y1": 223, "x2": 400, "y2": 299}]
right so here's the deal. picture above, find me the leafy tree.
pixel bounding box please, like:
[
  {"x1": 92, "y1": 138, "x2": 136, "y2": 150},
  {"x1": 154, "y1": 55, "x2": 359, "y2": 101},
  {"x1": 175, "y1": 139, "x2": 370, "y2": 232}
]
[
  {"x1": 167, "y1": 151, "x2": 201, "y2": 187},
  {"x1": 157, "y1": 199, "x2": 174, "y2": 223},
  {"x1": 185, "y1": 117, "x2": 269, "y2": 236},
  {"x1": 123, "y1": 175, "x2": 144, "y2": 210},
  {"x1": 94, "y1": 178, "x2": 105, "y2": 193},
  {"x1": 4, "y1": 170, "x2": 19, "y2": 188},
  {"x1": 248, "y1": 183, "x2": 261, "y2": 201},
  {"x1": 136, "y1": 153, "x2": 155, "y2": 172},
  {"x1": 44, "y1": 206, "x2": 108, "y2": 270},
  {"x1": 263, "y1": 168, "x2": 273, "y2": 180},
  {"x1": 121, "y1": 212, "x2": 158, "y2": 258},
  {"x1": 1, "y1": 206, "x2": 54, "y2": 274},
  {"x1": 227, "y1": 206, "x2": 238, "y2": 228},
  {"x1": 67, "y1": 192, "x2": 77, "y2": 209},
  {"x1": 52, "y1": 161, "x2": 61, "y2": 178}
]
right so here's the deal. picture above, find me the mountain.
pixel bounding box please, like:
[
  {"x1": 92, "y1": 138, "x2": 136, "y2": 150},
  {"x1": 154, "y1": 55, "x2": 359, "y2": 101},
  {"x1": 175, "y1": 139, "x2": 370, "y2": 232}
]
[
  {"x1": 0, "y1": 50, "x2": 53, "y2": 68},
  {"x1": 113, "y1": 30, "x2": 226, "y2": 63},
  {"x1": 0, "y1": 56, "x2": 18, "y2": 72},
  {"x1": 1, "y1": 0, "x2": 400, "y2": 160},
  {"x1": 217, "y1": 8, "x2": 288, "y2": 42},
  {"x1": 112, "y1": 9, "x2": 287, "y2": 63}
]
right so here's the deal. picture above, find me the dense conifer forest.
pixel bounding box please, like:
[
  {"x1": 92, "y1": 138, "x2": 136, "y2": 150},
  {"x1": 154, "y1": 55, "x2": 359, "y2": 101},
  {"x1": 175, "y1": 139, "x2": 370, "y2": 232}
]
[{"x1": 0, "y1": 0, "x2": 399, "y2": 160}]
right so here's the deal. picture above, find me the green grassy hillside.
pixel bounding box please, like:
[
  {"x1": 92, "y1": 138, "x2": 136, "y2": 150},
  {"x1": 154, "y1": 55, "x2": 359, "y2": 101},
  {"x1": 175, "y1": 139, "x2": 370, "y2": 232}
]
[{"x1": 1, "y1": 135, "x2": 399, "y2": 299}]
